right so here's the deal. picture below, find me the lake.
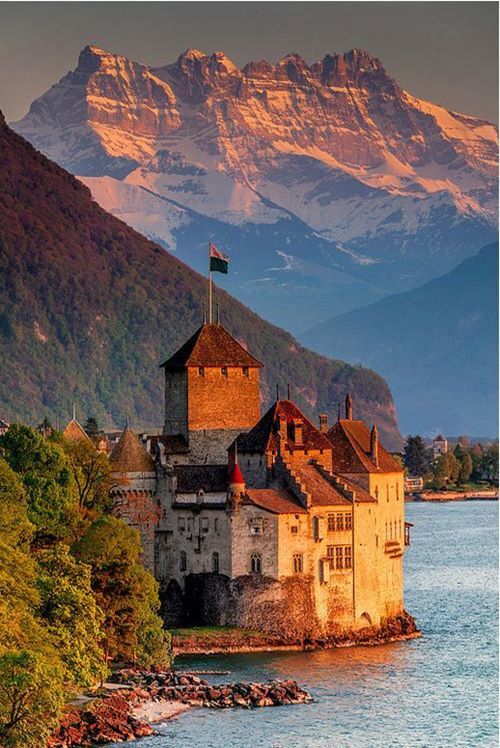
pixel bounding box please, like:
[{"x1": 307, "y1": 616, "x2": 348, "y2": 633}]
[{"x1": 122, "y1": 501, "x2": 498, "y2": 748}]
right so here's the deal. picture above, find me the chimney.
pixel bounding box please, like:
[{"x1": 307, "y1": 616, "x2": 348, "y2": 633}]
[
  {"x1": 293, "y1": 418, "x2": 303, "y2": 446},
  {"x1": 319, "y1": 413, "x2": 328, "y2": 432},
  {"x1": 370, "y1": 424, "x2": 379, "y2": 467},
  {"x1": 345, "y1": 393, "x2": 353, "y2": 420}
]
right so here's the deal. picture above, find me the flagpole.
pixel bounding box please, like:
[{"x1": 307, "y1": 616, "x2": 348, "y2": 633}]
[{"x1": 208, "y1": 243, "x2": 213, "y2": 324}]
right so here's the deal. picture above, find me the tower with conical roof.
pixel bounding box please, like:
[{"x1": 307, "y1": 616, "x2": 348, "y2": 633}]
[
  {"x1": 160, "y1": 322, "x2": 262, "y2": 464},
  {"x1": 109, "y1": 427, "x2": 159, "y2": 571}
]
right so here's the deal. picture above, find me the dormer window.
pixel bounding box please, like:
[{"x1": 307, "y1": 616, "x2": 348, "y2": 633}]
[
  {"x1": 221, "y1": 367, "x2": 228, "y2": 377},
  {"x1": 198, "y1": 367, "x2": 204, "y2": 377},
  {"x1": 243, "y1": 366, "x2": 249, "y2": 377}
]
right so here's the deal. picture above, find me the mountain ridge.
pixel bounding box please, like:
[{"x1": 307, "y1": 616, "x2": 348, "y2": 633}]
[
  {"x1": 12, "y1": 45, "x2": 498, "y2": 331},
  {"x1": 0, "y1": 111, "x2": 402, "y2": 448},
  {"x1": 305, "y1": 243, "x2": 499, "y2": 436}
]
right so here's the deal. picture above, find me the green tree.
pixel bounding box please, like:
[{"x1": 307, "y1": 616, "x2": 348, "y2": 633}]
[
  {"x1": 432, "y1": 453, "x2": 460, "y2": 489},
  {"x1": 0, "y1": 651, "x2": 64, "y2": 747},
  {"x1": 0, "y1": 460, "x2": 65, "y2": 747},
  {"x1": 403, "y1": 435, "x2": 427, "y2": 476},
  {"x1": 62, "y1": 438, "x2": 114, "y2": 532},
  {"x1": 0, "y1": 425, "x2": 78, "y2": 543},
  {"x1": 36, "y1": 545, "x2": 107, "y2": 688},
  {"x1": 457, "y1": 453, "x2": 473, "y2": 485},
  {"x1": 74, "y1": 516, "x2": 171, "y2": 666},
  {"x1": 84, "y1": 417, "x2": 100, "y2": 437}
]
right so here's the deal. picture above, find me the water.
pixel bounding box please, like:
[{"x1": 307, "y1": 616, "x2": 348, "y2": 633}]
[{"x1": 126, "y1": 502, "x2": 499, "y2": 748}]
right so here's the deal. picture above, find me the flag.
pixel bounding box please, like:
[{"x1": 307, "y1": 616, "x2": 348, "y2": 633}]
[{"x1": 209, "y1": 243, "x2": 230, "y2": 274}]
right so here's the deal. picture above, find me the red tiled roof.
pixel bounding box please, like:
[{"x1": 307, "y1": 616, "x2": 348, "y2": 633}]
[
  {"x1": 244, "y1": 488, "x2": 307, "y2": 515},
  {"x1": 236, "y1": 399, "x2": 331, "y2": 454},
  {"x1": 328, "y1": 420, "x2": 402, "y2": 474},
  {"x1": 160, "y1": 324, "x2": 262, "y2": 371},
  {"x1": 63, "y1": 419, "x2": 92, "y2": 443},
  {"x1": 110, "y1": 428, "x2": 155, "y2": 472}
]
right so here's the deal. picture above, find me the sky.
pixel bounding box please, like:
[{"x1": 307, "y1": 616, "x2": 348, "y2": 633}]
[{"x1": 0, "y1": 1, "x2": 498, "y2": 124}]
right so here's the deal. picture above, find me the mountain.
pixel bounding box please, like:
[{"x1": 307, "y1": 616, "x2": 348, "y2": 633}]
[
  {"x1": 12, "y1": 45, "x2": 498, "y2": 332},
  {"x1": 0, "y1": 112, "x2": 402, "y2": 448},
  {"x1": 305, "y1": 244, "x2": 499, "y2": 437}
]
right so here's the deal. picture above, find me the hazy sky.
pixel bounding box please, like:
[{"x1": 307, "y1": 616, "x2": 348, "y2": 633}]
[{"x1": 0, "y1": 2, "x2": 498, "y2": 123}]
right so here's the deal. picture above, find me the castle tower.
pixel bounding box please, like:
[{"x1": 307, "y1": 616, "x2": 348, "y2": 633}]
[
  {"x1": 109, "y1": 427, "x2": 159, "y2": 572},
  {"x1": 160, "y1": 323, "x2": 262, "y2": 464}
]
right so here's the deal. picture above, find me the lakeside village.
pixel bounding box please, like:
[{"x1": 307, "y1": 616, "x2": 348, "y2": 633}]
[{"x1": 0, "y1": 255, "x2": 498, "y2": 747}]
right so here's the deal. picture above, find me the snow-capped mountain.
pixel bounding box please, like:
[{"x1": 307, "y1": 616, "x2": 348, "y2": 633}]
[{"x1": 13, "y1": 45, "x2": 498, "y2": 331}]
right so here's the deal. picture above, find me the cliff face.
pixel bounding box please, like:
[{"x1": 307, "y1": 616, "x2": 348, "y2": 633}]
[
  {"x1": 12, "y1": 46, "x2": 498, "y2": 331},
  {"x1": 0, "y1": 113, "x2": 402, "y2": 448}
]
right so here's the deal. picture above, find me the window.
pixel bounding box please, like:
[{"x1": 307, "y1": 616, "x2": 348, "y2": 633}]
[
  {"x1": 221, "y1": 367, "x2": 228, "y2": 378},
  {"x1": 187, "y1": 518, "x2": 194, "y2": 534},
  {"x1": 243, "y1": 366, "x2": 249, "y2": 377},
  {"x1": 180, "y1": 551, "x2": 187, "y2": 572},
  {"x1": 250, "y1": 553, "x2": 262, "y2": 573},
  {"x1": 198, "y1": 367, "x2": 204, "y2": 377},
  {"x1": 290, "y1": 525, "x2": 298, "y2": 534},
  {"x1": 327, "y1": 545, "x2": 335, "y2": 570},
  {"x1": 212, "y1": 552, "x2": 219, "y2": 573},
  {"x1": 345, "y1": 513, "x2": 352, "y2": 530},
  {"x1": 344, "y1": 546, "x2": 352, "y2": 569},
  {"x1": 214, "y1": 518, "x2": 219, "y2": 534},
  {"x1": 336, "y1": 546, "x2": 344, "y2": 570},
  {"x1": 327, "y1": 513, "x2": 335, "y2": 532},
  {"x1": 201, "y1": 517, "x2": 210, "y2": 533},
  {"x1": 250, "y1": 518, "x2": 263, "y2": 535},
  {"x1": 293, "y1": 553, "x2": 303, "y2": 573},
  {"x1": 178, "y1": 517, "x2": 186, "y2": 532},
  {"x1": 336, "y1": 513, "x2": 344, "y2": 531}
]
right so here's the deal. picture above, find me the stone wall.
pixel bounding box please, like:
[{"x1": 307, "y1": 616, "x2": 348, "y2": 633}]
[
  {"x1": 187, "y1": 366, "x2": 260, "y2": 432},
  {"x1": 163, "y1": 370, "x2": 188, "y2": 437},
  {"x1": 111, "y1": 473, "x2": 159, "y2": 573},
  {"x1": 187, "y1": 428, "x2": 246, "y2": 465},
  {"x1": 182, "y1": 573, "x2": 319, "y2": 638}
]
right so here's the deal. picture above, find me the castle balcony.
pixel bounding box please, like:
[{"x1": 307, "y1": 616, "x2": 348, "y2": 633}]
[{"x1": 384, "y1": 540, "x2": 403, "y2": 559}]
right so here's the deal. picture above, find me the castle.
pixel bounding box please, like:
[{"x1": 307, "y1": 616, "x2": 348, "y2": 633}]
[{"x1": 69, "y1": 321, "x2": 412, "y2": 638}]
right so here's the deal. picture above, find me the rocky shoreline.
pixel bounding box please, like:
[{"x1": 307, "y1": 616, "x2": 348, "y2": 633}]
[
  {"x1": 173, "y1": 612, "x2": 420, "y2": 655},
  {"x1": 48, "y1": 671, "x2": 313, "y2": 747}
]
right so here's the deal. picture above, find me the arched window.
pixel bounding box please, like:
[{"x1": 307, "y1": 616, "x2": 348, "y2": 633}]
[
  {"x1": 293, "y1": 553, "x2": 303, "y2": 573},
  {"x1": 212, "y1": 552, "x2": 219, "y2": 574},
  {"x1": 180, "y1": 550, "x2": 187, "y2": 572},
  {"x1": 250, "y1": 553, "x2": 262, "y2": 574}
]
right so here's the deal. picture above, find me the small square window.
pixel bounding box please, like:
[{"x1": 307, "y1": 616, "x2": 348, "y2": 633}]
[
  {"x1": 201, "y1": 517, "x2": 209, "y2": 533},
  {"x1": 221, "y1": 367, "x2": 228, "y2": 377},
  {"x1": 243, "y1": 366, "x2": 249, "y2": 377},
  {"x1": 198, "y1": 367, "x2": 204, "y2": 377},
  {"x1": 291, "y1": 525, "x2": 298, "y2": 534}
]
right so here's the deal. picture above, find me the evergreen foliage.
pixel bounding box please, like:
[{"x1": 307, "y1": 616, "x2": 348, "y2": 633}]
[
  {"x1": 403, "y1": 435, "x2": 428, "y2": 476},
  {"x1": 0, "y1": 112, "x2": 400, "y2": 448}
]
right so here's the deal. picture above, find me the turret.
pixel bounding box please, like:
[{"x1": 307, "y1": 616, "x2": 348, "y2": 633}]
[
  {"x1": 345, "y1": 393, "x2": 353, "y2": 420},
  {"x1": 227, "y1": 448, "x2": 245, "y2": 512},
  {"x1": 370, "y1": 424, "x2": 379, "y2": 467}
]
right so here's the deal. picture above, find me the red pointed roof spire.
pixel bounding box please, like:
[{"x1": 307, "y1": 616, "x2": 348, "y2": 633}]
[{"x1": 229, "y1": 443, "x2": 245, "y2": 486}]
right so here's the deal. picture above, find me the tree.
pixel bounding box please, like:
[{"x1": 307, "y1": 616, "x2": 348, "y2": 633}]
[
  {"x1": 0, "y1": 461, "x2": 65, "y2": 747},
  {"x1": 84, "y1": 417, "x2": 100, "y2": 437},
  {"x1": 0, "y1": 425, "x2": 78, "y2": 543},
  {"x1": 73, "y1": 516, "x2": 171, "y2": 667},
  {"x1": 481, "y1": 445, "x2": 499, "y2": 483},
  {"x1": 62, "y1": 438, "x2": 114, "y2": 531},
  {"x1": 457, "y1": 453, "x2": 473, "y2": 485},
  {"x1": 432, "y1": 453, "x2": 460, "y2": 489},
  {"x1": 0, "y1": 651, "x2": 64, "y2": 747},
  {"x1": 403, "y1": 435, "x2": 427, "y2": 476},
  {"x1": 36, "y1": 545, "x2": 107, "y2": 688}
]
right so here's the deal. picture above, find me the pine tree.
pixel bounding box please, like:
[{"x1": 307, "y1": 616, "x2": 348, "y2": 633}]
[{"x1": 403, "y1": 435, "x2": 427, "y2": 476}]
